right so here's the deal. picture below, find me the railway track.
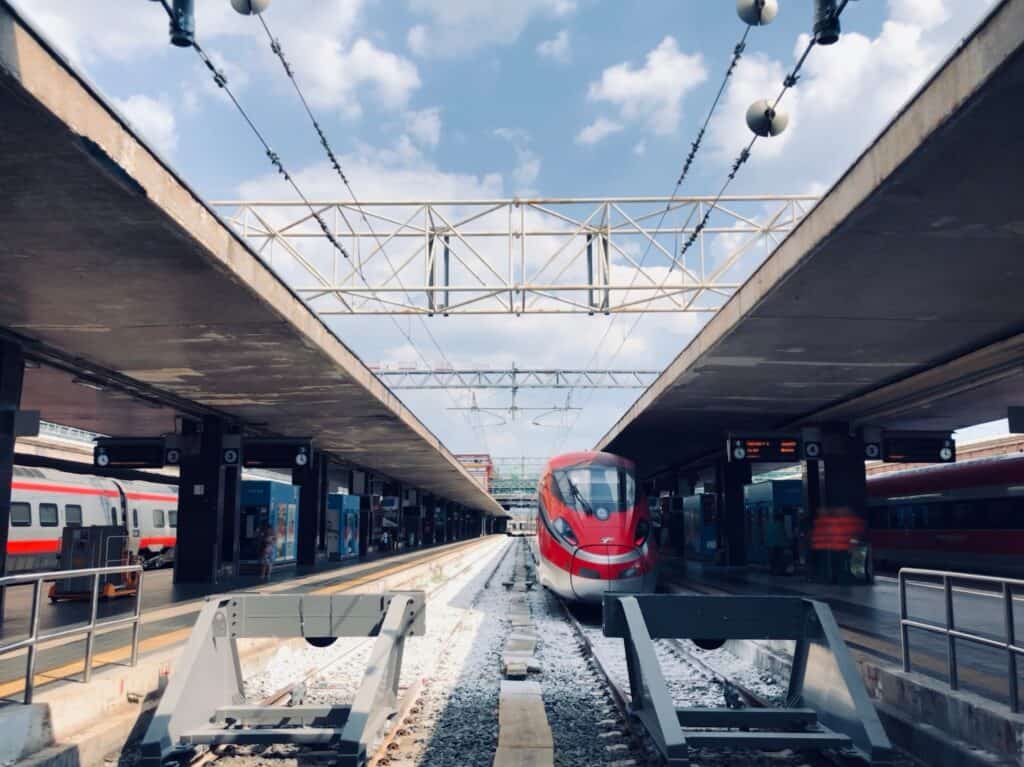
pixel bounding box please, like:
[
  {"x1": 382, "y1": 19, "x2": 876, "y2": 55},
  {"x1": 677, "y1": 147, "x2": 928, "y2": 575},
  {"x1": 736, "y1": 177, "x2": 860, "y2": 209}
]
[{"x1": 115, "y1": 537, "x2": 511, "y2": 767}]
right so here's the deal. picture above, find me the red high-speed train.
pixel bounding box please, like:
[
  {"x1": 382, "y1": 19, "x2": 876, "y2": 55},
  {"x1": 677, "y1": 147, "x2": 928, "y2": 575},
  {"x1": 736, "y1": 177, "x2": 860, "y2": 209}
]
[
  {"x1": 535, "y1": 451, "x2": 657, "y2": 602},
  {"x1": 868, "y1": 453, "x2": 1024, "y2": 575}
]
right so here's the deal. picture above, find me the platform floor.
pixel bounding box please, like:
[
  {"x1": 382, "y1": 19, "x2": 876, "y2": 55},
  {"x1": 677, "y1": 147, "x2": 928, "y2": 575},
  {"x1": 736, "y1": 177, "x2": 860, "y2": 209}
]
[
  {"x1": 0, "y1": 538, "x2": 483, "y2": 701},
  {"x1": 662, "y1": 558, "x2": 1024, "y2": 709}
]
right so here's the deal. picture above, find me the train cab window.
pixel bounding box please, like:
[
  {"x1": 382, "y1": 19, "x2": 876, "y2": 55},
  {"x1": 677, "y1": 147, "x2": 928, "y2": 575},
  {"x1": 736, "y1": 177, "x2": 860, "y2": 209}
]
[
  {"x1": 153, "y1": 509, "x2": 165, "y2": 528},
  {"x1": 10, "y1": 502, "x2": 31, "y2": 527},
  {"x1": 65, "y1": 505, "x2": 83, "y2": 527},
  {"x1": 168, "y1": 511, "x2": 177, "y2": 528},
  {"x1": 132, "y1": 509, "x2": 139, "y2": 529},
  {"x1": 39, "y1": 503, "x2": 59, "y2": 527}
]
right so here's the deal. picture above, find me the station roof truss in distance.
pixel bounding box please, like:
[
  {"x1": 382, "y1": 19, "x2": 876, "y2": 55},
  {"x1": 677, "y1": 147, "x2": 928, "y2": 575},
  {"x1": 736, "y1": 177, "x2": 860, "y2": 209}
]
[
  {"x1": 0, "y1": 1, "x2": 501, "y2": 516},
  {"x1": 213, "y1": 195, "x2": 816, "y2": 316},
  {"x1": 373, "y1": 367, "x2": 660, "y2": 390},
  {"x1": 597, "y1": 0, "x2": 1024, "y2": 479},
  {"x1": 490, "y1": 457, "x2": 546, "y2": 507}
]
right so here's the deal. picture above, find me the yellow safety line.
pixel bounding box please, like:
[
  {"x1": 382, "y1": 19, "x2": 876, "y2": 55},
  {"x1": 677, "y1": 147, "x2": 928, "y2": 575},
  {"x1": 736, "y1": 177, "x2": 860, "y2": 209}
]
[{"x1": 0, "y1": 538, "x2": 486, "y2": 700}]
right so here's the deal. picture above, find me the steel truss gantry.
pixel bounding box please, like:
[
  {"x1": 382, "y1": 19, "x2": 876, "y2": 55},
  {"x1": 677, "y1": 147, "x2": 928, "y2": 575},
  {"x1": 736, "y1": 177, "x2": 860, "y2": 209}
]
[
  {"x1": 373, "y1": 367, "x2": 659, "y2": 390},
  {"x1": 214, "y1": 195, "x2": 816, "y2": 316}
]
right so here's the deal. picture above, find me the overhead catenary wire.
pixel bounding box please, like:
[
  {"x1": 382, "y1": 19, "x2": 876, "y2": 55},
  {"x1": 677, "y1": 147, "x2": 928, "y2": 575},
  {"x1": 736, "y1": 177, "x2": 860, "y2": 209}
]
[
  {"x1": 252, "y1": 11, "x2": 494, "y2": 453},
  {"x1": 558, "y1": 0, "x2": 853, "y2": 453},
  {"x1": 554, "y1": 22, "x2": 756, "y2": 454},
  {"x1": 153, "y1": 1, "x2": 349, "y2": 261}
]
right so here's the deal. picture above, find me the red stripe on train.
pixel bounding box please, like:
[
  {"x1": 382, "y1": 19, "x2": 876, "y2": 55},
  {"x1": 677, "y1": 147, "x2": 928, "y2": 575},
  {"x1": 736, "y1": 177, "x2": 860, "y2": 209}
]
[
  {"x1": 139, "y1": 536, "x2": 176, "y2": 548},
  {"x1": 7, "y1": 539, "x2": 61, "y2": 554},
  {"x1": 12, "y1": 482, "x2": 119, "y2": 497},
  {"x1": 869, "y1": 530, "x2": 1024, "y2": 555},
  {"x1": 125, "y1": 492, "x2": 177, "y2": 502}
]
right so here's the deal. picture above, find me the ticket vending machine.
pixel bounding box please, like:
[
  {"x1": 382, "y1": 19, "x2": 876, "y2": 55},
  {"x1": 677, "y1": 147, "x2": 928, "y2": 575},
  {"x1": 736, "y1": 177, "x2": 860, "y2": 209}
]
[
  {"x1": 326, "y1": 493, "x2": 361, "y2": 561},
  {"x1": 239, "y1": 480, "x2": 299, "y2": 569}
]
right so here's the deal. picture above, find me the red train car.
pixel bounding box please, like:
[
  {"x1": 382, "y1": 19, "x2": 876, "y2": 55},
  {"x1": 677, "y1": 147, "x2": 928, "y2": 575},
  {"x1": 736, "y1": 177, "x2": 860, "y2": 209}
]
[
  {"x1": 535, "y1": 451, "x2": 657, "y2": 602},
  {"x1": 867, "y1": 454, "x2": 1024, "y2": 575}
]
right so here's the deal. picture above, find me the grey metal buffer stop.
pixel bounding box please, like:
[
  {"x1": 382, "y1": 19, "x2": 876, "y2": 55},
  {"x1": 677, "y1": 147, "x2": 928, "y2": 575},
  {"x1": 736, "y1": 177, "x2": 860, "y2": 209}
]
[
  {"x1": 603, "y1": 595, "x2": 893, "y2": 765},
  {"x1": 141, "y1": 591, "x2": 426, "y2": 767}
]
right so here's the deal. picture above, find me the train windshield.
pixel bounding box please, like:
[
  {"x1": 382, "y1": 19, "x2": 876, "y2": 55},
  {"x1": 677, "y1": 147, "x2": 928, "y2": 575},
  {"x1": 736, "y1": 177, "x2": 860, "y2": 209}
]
[{"x1": 553, "y1": 465, "x2": 635, "y2": 514}]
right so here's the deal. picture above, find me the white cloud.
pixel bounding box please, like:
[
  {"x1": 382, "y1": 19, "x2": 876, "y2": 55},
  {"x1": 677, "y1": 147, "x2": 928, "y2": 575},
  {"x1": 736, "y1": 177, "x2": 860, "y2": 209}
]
[
  {"x1": 404, "y1": 107, "x2": 443, "y2": 147},
  {"x1": 18, "y1": 0, "x2": 419, "y2": 117},
  {"x1": 575, "y1": 117, "x2": 624, "y2": 146},
  {"x1": 537, "y1": 30, "x2": 570, "y2": 63},
  {"x1": 406, "y1": 0, "x2": 577, "y2": 58},
  {"x1": 111, "y1": 94, "x2": 178, "y2": 156},
  {"x1": 888, "y1": 0, "x2": 950, "y2": 29},
  {"x1": 293, "y1": 37, "x2": 420, "y2": 115},
  {"x1": 587, "y1": 36, "x2": 707, "y2": 136},
  {"x1": 494, "y1": 128, "x2": 541, "y2": 193}
]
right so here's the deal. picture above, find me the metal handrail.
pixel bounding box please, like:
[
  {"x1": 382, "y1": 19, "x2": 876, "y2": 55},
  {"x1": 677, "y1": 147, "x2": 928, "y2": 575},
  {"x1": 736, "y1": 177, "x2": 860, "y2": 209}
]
[
  {"x1": 898, "y1": 567, "x2": 1023, "y2": 713},
  {"x1": 0, "y1": 564, "x2": 144, "y2": 703}
]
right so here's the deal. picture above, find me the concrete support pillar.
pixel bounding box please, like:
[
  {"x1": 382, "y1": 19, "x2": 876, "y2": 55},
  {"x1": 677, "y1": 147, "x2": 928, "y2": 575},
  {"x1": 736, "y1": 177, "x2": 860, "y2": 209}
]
[
  {"x1": 716, "y1": 459, "x2": 751, "y2": 567},
  {"x1": 316, "y1": 458, "x2": 328, "y2": 557},
  {"x1": 802, "y1": 459, "x2": 822, "y2": 569},
  {"x1": 815, "y1": 428, "x2": 869, "y2": 584},
  {"x1": 297, "y1": 452, "x2": 324, "y2": 567},
  {"x1": 821, "y1": 440, "x2": 867, "y2": 516},
  {"x1": 219, "y1": 464, "x2": 241, "y2": 577},
  {"x1": 0, "y1": 340, "x2": 25, "y2": 616},
  {"x1": 175, "y1": 417, "x2": 231, "y2": 584}
]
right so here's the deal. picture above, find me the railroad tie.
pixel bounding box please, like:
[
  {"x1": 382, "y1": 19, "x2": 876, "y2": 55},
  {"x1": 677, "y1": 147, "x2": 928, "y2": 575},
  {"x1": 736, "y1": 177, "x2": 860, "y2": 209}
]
[{"x1": 493, "y1": 541, "x2": 552, "y2": 767}]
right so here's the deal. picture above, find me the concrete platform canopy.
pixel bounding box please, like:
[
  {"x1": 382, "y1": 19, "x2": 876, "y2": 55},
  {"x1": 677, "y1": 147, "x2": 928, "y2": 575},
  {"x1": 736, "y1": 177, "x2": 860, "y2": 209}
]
[
  {"x1": 598, "y1": 0, "x2": 1024, "y2": 478},
  {"x1": 0, "y1": 2, "x2": 502, "y2": 516}
]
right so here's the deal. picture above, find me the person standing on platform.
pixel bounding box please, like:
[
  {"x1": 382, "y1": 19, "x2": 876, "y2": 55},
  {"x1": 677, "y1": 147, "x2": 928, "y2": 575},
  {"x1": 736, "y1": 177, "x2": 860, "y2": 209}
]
[
  {"x1": 380, "y1": 529, "x2": 389, "y2": 554},
  {"x1": 260, "y1": 525, "x2": 276, "y2": 581}
]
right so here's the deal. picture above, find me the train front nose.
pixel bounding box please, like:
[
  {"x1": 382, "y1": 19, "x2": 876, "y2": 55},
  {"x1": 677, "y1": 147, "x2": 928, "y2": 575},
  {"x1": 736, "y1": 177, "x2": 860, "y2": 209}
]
[{"x1": 569, "y1": 544, "x2": 648, "y2": 602}]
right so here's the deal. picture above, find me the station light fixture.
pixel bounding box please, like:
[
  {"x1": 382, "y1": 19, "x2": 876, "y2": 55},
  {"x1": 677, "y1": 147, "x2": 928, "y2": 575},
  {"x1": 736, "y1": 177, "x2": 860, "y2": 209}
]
[
  {"x1": 736, "y1": 0, "x2": 778, "y2": 26},
  {"x1": 813, "y1": 0, "x2": 842, "y2": 45},
  {"x1": 746, "y1": 100, "x2": 789, "y2": 137}
]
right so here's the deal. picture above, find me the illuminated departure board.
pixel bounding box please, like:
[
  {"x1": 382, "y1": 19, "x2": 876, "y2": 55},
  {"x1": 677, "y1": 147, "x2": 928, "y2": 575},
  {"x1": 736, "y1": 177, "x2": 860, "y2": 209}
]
[
  {"x1": 883, "y1": 436, "x2": 955, "y2": 463},
  {"x1": 727, "y1": 436, "x2": 801, "y2": 463}
]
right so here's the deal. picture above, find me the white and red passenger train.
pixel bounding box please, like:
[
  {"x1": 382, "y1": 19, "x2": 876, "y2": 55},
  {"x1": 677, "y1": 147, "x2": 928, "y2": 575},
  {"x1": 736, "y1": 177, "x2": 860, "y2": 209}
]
[
  {"x1": 867, "y1": 453, "x2": 1024, "y2": 575},
  {"x1": 7, "y1": 466, "x2": 178, "y2": 572},
  {"x1": 535, "y1": 451, "x2": 657, "y2": 602}
]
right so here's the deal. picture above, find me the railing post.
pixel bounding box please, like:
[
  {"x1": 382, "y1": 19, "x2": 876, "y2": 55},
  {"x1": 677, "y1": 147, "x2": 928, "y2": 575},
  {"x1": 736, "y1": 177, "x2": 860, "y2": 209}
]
[
  {"x1": 944, "y1": 575, "x2": 958, "y2": 690},
  {"x1": 131, "y1": 569, "x2": 145, "y2": 666},
  {"x1": 1004, "y1": 581, "x2": 1018, "y2": 713},
  {"x1": 24, "y1": 578, "x2": 43, "y2": 704},
  {"x1": 83, "y1": 571, "x2": 101, "y2": 682},
  {"x1": 898, "y1": 570, "x2": 910, "y2": 673}
]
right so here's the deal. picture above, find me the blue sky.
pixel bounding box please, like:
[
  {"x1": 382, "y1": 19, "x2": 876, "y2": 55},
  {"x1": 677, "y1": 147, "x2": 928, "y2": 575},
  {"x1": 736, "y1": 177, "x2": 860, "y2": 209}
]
[{"x1": 15, "y1": 0, "x2": 1003, "y2": 457}]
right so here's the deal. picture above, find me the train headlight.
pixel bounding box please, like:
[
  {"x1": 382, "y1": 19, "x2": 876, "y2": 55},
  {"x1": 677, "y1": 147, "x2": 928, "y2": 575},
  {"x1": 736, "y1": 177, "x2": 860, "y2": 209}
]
[
  {"x1": 634, "y1": 520, "x2": 650, "y2": 546},
  {"x1": 595, "y1": 506, "x2": 610, "y2": 521},
  {"x1": 553, "y1": 517, "x2": 578, "y2": 546},
  {"x1": 619, "y1": 565, "x2": 640, "y2": 579}
]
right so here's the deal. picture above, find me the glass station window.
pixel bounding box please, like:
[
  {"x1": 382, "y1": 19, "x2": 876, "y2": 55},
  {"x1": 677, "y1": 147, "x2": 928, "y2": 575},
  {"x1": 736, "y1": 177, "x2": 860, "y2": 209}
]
[
  {"x1": 39, "y1": 503, "x2": 58, "y2": 527},
  {"x1": 153, "y1": 509, "x2": 165, "y2": 528},
  {"x1": 65, "y1": 505, "x2": 83, "y2": 527},
  {"x1": 10, "y1": 502, "x2": 31, "y2": 526},
  {"x1": 168, "y1": 510, "x2": 177, "y2": 528}
]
